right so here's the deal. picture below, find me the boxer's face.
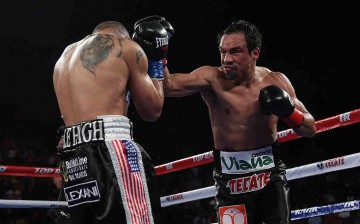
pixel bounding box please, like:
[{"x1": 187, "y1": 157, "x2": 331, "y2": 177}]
[{"x1": 219, "y1": 33, "x2": 255, "y2": 80}]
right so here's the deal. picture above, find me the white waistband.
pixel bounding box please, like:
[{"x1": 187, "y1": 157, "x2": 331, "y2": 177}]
[
  {"x1": 63, "y1": 115, "x2": 133, "y2": 149},
  {"x1": 97, "y1": 115, "x2": 132, "y2": 140}
]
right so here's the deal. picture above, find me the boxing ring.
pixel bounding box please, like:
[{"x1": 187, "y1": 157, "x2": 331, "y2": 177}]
[{"x1": 1, "y1": 108, "x2": 360, "y2": 222}]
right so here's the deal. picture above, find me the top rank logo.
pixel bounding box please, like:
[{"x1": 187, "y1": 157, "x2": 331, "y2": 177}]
[{"x1": 339, "y1": 112, "x2": 350, "y2": 122}]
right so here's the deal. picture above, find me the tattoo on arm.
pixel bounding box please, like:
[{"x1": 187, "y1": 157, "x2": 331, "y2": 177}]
[
  {"x1": 80, "y1": 34, "x2": 115, "y2": 75},
  {"x1": 136, "y1": 50, "x2": 144, "y2": 64}
]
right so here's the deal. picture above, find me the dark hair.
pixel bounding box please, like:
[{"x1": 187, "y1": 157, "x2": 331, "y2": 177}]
[
  {"x1": 217, "y1": 20, "x2": 262, "y2": 53},
  {"x1": 92, "y1": 21, "x2": 130, "y2": 38}
]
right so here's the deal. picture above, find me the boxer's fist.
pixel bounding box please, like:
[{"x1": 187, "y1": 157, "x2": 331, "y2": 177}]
[
  {"x1": 259, "y1": 85, "x2": 294, "y2": 118},
  {"x1": 132, "y1": 15, "x2": 174, "y2": 79},
  {"x1": 133, "y1": 19, "x2": 168, "y2": 62},
  {"x1": 134, "y1": 15, "x2": 174, "y2": 39},
  {"x1": 259, "y1": 85, "x2": 304, "y2": 128}
]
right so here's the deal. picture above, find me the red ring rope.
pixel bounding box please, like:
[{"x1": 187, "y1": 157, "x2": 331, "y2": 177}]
[
  {"x1": 0, "y1": 165, "x2": 61, "y2": 178},
  {"x1": 0, "y1": 109, "x2": 359, "y2": 177},
  {"x1": 154, "y1": 109, "x2": 360, "y2": 175}
]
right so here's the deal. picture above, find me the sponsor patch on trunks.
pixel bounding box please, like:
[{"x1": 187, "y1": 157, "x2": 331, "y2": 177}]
[
  {"x1": 64, "y1": 180, "x2": 100, "y2": 207},
  {"x1": 226, "y1": 171, "x2": 271, "y2": 194},
  {"x1": 220, "y1": 146, "x2": 275, "y2": 174},
  {"x1": 60, "y1": 156, "x2": 89, "y2": 182},
  {"x1": 219, "y1": 204, "x2": 247, "y2": 224}
]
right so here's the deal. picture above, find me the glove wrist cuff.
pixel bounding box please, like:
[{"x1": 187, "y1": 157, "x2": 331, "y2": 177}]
[
  {"x1": 148, "y1": 60, "x2": 165, "y2": 80},
  {"x1": 282, "y1": 109, "x2": 304, "y2": 128}
]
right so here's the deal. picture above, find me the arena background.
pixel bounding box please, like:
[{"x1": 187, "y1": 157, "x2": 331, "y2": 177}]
[{"x1": 0, "y1": 0, "x2": 359, "y2": 223}]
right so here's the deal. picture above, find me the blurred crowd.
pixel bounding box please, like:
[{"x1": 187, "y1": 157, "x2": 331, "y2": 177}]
[
  {"x1": 0, "y1": 103, "x2": 61, "y2": 223},
  {"x1": 0, "y1": 103, "x2": 359, "y2": 224}
]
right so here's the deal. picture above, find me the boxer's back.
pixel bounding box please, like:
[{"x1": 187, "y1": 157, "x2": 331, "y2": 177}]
[{"x1": 53, "y1": 33, "x2": 130, "y2": 126}]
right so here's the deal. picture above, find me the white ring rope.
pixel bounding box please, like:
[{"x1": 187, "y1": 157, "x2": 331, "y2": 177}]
[
  {"x1": 0, "y1": 199, "x2": 357, "y2": 221},
  {"x1": 0, "y1": 199, "x2": 68, "y2": 208},
  {"x1": 291, "y1": 200, "x2": 359, "y2": 220},
  {"x1": 0, "y1": 109, "x2": 359, "y2": 221},
  {"x1": 160, "y1": 152, "x2": 360, "y2": 207},
  {"x1": 1, "y1": 151, "x2": 358, "y2": 220}
]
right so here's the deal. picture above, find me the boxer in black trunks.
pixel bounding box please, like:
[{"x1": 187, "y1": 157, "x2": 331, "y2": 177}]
[
  {"x1": 162, "y1": 19, "x2": 316, "y2": 223},
  {"x1": 53, "y1": 19, "x2": 173, "y2": 224}
]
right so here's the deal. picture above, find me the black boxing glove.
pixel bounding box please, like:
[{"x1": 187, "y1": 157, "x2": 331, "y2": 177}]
[
  {"x1": 134, "y1": 15, "x2": 174, "y2": 39},
  {"x1": 132, "y1": 15, "x2": 174, "y2": 79},
  {"x1": 259, "y1": 85, "x2": 304, "y2": 128}
]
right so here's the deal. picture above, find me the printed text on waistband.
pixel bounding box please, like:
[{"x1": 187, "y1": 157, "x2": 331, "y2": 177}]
[
  {"x1": 63, "y1": 120, "x2": 104, "y2": 148},
  {"x1": 220, "y1": 145, "x2": 275, "y2": 174}
]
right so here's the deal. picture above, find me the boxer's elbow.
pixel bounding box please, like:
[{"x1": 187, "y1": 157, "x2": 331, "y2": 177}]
[
  {"x1": 303, "y1": 115, "x2": 316, "y2": 138},
  {"x1": 139, "y1": 110, "x2": 162, "y2": 122},
  {"x1": 294, "y1": 118, "x2": 316, "y2": 138},
  {"x1": 137, "y1": 104, "x2": 163, "y2": 122}
]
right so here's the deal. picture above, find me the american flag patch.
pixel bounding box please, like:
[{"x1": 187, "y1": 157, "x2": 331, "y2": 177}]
[
  {"x1": 109, "y1": 139, "x2": 153, "y2": 224},
  {"x1": 123, "y1": 140, "x2": 140, "y2": 172}
]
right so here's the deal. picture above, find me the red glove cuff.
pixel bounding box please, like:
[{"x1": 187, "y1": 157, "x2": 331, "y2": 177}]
[{"x1": 282, "y1": 109, "x2": 304, "y2": 128}]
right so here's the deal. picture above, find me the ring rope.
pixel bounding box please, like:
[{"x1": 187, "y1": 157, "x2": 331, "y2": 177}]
[
  {"x1": 154, "y1": 108, "x2": 360, "y2": 176},
  {"x1": 160, "y1": 152, "x2": 360, "y2": 207},
  {"x1": 0, "y1": 199, "x2": 358, "y2": 221},
  {"x1": 291, "y1": 200, "x2": 359, "y2": 220},
  {"x1": 2, "y1": 152, "x2": 355, "y2": 209},
  {"x1": 0, "y1": 199, "x2": 68, "y2": 208},
  {"x1": 0, "y1": 109, "x2": 358, "y2": 178},
  {"x1": 0, "y1": 165, "x2": 61, "y2": 178},
  {"x1": 0, "y1": 110, "x2": 358, "y2": 222}
]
